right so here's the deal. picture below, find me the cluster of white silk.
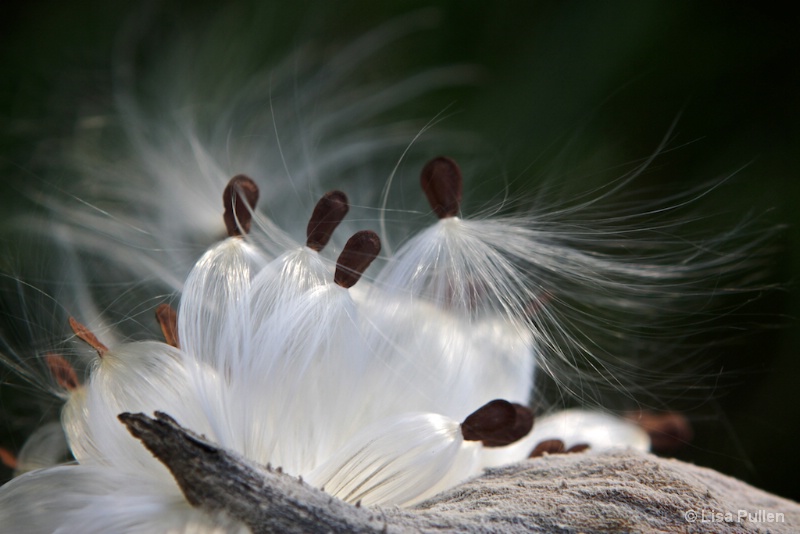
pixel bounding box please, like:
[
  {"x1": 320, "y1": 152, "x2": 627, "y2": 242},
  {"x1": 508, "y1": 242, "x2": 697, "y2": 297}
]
[{"x1": 0, "y1": 169, "x2": 653, "y2": 531}]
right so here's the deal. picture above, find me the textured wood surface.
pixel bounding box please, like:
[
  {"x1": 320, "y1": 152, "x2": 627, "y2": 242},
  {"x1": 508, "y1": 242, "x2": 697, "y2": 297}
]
[{"x1": 121, "y1": 412, "x2": 800, "y2": 533}]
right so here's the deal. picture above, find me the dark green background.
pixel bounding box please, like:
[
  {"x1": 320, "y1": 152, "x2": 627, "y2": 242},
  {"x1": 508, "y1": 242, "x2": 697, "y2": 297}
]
[{"x1": 2, "y1": 1, "x2": 798, "y2": 501}]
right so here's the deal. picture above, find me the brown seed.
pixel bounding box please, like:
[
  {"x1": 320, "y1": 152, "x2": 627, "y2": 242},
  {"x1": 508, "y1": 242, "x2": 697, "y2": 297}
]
[
  {"x1": 306, "y1": 191, "x2": 349, "y2": 252},
  {"x1": 566, "y1": 443, "x2": 590, "y2": 454},
  {"x1": 461, "y1": 399, "x2": 535, "y2": 447},
  {"x1": 0, "y1": 448, "x2": 17, "y2": 470},
  {"x1": 68, "y1": 317, "x2": 108, "y2": 358},
  {"x1": 508, "y1": 403, "x2": 536, "y2": 446},
  {"x1": 626, "y1": 410, "x2": 693, "y2": 454},
  {"x1": 223, "y1": 175, "x2": 260, "y2": 237},
  {"x1": 529, "y1": 439, "x2": 566, "y2": 458},
  {"x1": 156, "y1": 303, "x2": 180, "y2": 349},
  {"x1": 334, "y1": 231, "x2": 381, "y2": 289},
  {"x1": 420, "y1": 156, "x2": 462, "y2": 219},
  {"x1": 45, "y1": 353, "x2": 80, "y2": 391}
]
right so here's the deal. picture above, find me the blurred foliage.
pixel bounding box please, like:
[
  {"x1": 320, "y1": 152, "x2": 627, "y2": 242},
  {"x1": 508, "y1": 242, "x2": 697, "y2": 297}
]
[{"x1": 1, "y1": 0, "x2": 798, "y2": 501}]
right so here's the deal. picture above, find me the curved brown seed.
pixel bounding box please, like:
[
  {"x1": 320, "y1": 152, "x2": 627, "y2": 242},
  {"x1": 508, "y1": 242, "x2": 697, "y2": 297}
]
[
  {"x1": 529, "y1": 439, "x2": 566, "y2": 458},
  {"x1": 0, "y1": 449, "x2": 17, "y2": 470},
  {"x1": 69, "y1": 317, "x2": 108, "y2": 358},
  {"x1": 566, "y1": 443, "x2": 590, "y2": 454},
  {"x1": 334, "y1": 231, "x2": 381, "y2": 289},
  {"x1": 626, "y1": 410, "x2": 693, "y2": 454},
  {"x1": 420, "y1": 156, "x2": 462, "y2": 219},
  {"x1": 156, "y1": 303, "x2": 180, "y2": 349},
  {"x1": 223, "y1": 175, "x2": 260, "y2": 237},
  {"x1": 306, "y1": 191, "x2": 349, "y2": 252},
  {"x1": 46, "y1": 353, "x2": 80, "y2": 391},
  {"x1": 462, "y1": 399, "x2": 535, "y2": 447}
]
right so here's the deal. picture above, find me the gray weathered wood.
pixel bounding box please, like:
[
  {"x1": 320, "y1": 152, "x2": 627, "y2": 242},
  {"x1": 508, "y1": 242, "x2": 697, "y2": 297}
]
[{"x1": 120, "y1": 412, "x2": 800, "y2": 534}]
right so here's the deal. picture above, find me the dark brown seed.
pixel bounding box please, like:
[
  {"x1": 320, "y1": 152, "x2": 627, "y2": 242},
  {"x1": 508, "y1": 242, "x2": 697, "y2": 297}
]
[
  {"x1": 306, "y1": 191, "x2": 349, "y2": 252},
  {"x1": 626, "y1": 410, "x2": 693, "y2": 454},
  {"x1": 223, "y1": 175, "x2": 260, "y2": 237},
  {"x1": 508, "y1": 403, "x2": 535, "y2": 445},
  {"x1": 69, "y1": 316, "x2": 108, "y2": 358},
  {"x1": 0, "y1": 449, "x2": 17, "y2": 470},
  {"x1": 334, "y1": 230, "x2": 381, "y2": 288},
  {"x1": 156, "y1": 303, "x2": 180, "y2": 349},
  {"x1": 529, "y1": 439, "x2": 566, "y2": 458},
  {"x1": 566, "y1": 443, "x2": 590, "y2": 454},
  {"x1": 45, "y1": 353, "x2": 80, "y2": 391},
  {"x1": 461, "y1": 399, "x2": 535, "y2": 447},
  {"x1": 420, "y1": 156, "x2": 462, "y2": 219}
]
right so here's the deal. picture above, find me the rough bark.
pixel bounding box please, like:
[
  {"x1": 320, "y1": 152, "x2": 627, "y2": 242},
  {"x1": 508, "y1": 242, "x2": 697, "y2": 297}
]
[{"x1": 121, "y1": 412, "x2": 800, "y2": 534}]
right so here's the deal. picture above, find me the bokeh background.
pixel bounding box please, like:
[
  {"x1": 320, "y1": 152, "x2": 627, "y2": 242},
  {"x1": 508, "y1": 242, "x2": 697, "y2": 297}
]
[{"x1": 2, "y1": 1, "x2": 798, "y2": 501}]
